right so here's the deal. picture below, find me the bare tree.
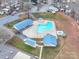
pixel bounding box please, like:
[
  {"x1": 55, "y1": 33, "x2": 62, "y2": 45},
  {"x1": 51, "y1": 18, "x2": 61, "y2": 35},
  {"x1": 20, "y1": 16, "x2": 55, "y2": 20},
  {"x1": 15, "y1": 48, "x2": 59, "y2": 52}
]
[
  {"x1": 70, "y1": 9, "x2": 75, "y2": 18},
  {"x1": 37, "y1": 3, "x2": 41, "y2": 11},
  {"x1": 20, "y1": 0, "x2": 32, "y2": 18}
]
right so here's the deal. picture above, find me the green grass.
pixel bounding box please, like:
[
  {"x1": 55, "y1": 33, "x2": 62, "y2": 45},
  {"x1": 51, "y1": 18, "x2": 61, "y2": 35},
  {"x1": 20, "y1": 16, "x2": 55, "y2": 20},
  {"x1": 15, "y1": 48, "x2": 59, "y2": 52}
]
[
  {"x1": 33, "y1": 12, "x2": 62, "y2": 20},
  {"x1": 42, "y1": 45, "x2": 61, "y2": 59},
  {"x1": 7, "y1": 37, "x2": 40, "y2": 56},
  {"x1": 7, "y1": 37, "x2": 63, "y2": 59},
  {"x1": 15, "y1": 41, "x2": 33, "y2": 51},
  {"x1": 5, "y1": 20, "x2": 21, "y2": 28}
]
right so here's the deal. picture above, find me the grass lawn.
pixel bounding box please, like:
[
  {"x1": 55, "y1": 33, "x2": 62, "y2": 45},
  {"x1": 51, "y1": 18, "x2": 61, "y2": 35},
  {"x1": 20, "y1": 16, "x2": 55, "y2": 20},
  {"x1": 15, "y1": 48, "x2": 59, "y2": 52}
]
[
  {"x1": 42, "y1": 46, "x2": 60, "y2": 59},
  {"x1": 5, "y1": 20, "x2": 21, "y2": 28},
  {"x1": 42, "y1": 37, "x2": 65, "y2": 59},
  {"x1": 33, "y1": 12, "x2": 63, "y2": 20},
  {"x1": 7, "y1": 37, "x2": 40, "y2": 56},
  {"x1": 6, "y1": 36, "x2": 64, "y2": 59}
]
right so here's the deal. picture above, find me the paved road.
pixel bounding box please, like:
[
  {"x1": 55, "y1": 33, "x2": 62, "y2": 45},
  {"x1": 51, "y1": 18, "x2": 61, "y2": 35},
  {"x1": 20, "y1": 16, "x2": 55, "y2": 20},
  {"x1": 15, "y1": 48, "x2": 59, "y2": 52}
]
[{"x1": 0, "y1": 14, "x2": 19, "y2": 26}]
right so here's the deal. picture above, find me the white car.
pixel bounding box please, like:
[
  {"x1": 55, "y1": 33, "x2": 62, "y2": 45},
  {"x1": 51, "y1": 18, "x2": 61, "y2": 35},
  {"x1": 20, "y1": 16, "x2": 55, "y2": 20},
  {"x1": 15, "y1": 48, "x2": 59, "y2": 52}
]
[
  {"x1": 2, "y1": 8, "x2": 10, "y2": 14},
  {"x1": 0, "y1": 11, "x2": 5, "y2": 15},
  {"x1": 48, "y1": 5, "x2": 59, "y2": 12},
  {"x1": 51, "y1": 11, "x2": 56, "y2": 13},
  {"x1": 47, "y1": 5, "x2": 59, "y2": 13}
]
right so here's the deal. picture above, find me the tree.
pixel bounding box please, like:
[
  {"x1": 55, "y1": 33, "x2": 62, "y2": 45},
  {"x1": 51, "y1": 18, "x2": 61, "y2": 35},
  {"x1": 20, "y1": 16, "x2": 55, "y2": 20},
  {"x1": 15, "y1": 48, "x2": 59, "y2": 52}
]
[
  {"x1": 31, "y1": 0, "x2": 37, "y2": 4},
  {"x1": 70, "y1": 9, "x2": 75, "y2": 18}
]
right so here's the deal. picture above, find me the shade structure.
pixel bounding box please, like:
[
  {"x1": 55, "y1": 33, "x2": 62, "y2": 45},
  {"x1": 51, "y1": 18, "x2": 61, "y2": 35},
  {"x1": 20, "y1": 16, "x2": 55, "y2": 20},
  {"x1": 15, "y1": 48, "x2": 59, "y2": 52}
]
[
  {"x1": 24, "y1": 38, "x2": 37, "y2": 48},
  {"x1": 13, "y1": 19, "x2": 33, "y2": 30},
  {"x1": 43, "y1": 34, "x2": 57, "y2": 47}
]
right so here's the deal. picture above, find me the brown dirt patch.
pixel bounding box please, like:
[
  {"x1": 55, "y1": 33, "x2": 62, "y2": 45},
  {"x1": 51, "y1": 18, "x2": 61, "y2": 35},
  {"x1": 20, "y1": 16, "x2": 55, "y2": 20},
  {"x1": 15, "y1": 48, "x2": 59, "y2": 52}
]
[{"x1": 55, "y1": 12, "x2": 79, "y2": 59}]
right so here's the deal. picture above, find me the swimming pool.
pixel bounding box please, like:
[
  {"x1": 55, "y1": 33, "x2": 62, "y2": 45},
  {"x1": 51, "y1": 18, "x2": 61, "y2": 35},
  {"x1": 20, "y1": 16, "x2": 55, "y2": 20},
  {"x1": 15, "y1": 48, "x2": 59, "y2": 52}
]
[{"x1": 37, "y1": 21, "x2": 53, "y2": 33}]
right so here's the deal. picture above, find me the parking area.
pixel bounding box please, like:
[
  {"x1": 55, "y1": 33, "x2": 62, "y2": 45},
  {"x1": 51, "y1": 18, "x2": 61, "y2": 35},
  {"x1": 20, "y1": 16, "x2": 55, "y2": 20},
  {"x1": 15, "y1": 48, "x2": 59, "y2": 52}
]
[
  {"x1": 0, "y1": 44, "x2": 18, "y2": 59},
  {"x1": 0, "y1": 44, "x2": 37, "y2": 59}
]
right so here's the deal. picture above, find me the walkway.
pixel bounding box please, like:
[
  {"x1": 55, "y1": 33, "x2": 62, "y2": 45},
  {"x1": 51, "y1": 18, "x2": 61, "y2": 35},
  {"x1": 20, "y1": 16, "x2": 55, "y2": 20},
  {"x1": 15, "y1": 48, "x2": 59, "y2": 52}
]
[
  {"x1": 39, "y1": 46, "x2": 43, "y2": 59},
  {"x1": 16, "y1": 33, "x2": 27, "y2": 40}
]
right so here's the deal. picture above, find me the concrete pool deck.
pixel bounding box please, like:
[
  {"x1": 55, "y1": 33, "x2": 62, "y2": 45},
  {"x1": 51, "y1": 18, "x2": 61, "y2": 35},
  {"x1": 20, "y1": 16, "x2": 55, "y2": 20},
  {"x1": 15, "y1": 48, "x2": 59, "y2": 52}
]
[{"x1": 22, "y1": 20, "x2": 57, "y2": 39}]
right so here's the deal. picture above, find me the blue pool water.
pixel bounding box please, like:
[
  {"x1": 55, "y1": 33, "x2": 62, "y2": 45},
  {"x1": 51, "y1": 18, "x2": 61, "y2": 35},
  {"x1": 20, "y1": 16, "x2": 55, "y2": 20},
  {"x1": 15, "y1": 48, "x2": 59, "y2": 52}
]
[{"x1": 37, "y1": 21, "x2": 53, "y2": 33}]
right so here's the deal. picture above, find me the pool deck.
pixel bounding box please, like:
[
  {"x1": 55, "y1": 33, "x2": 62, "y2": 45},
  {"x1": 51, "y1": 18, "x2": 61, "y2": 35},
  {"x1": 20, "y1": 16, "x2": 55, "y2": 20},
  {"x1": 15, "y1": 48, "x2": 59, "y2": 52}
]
[{"x1": 22, "y1": 20, "x2": 57, "y2": 39}]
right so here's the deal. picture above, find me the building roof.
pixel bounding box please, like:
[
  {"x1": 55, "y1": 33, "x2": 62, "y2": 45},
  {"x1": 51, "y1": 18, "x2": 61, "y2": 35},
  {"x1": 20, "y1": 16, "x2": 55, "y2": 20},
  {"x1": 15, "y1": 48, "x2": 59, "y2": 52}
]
[
  {"x1": 43, "y1": 34, "x2": 57, "y2": 47},
  {"x1": 13, "y1": 19, "x2": 33, "y2": 30},
  {"x1": 24, "y1": 38, "x2": 37, "y2": 48},
  {"x1": 13, "y1": 52, "x2": 31, "y2": 59}
]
